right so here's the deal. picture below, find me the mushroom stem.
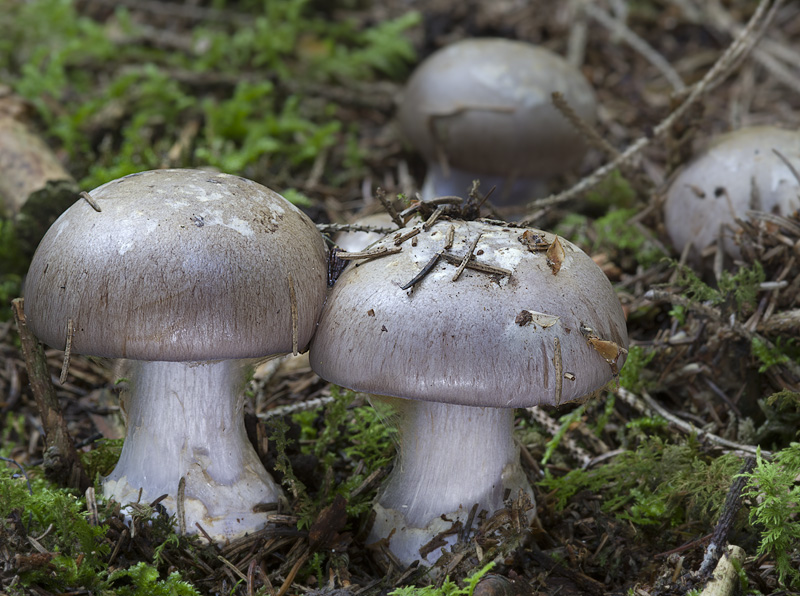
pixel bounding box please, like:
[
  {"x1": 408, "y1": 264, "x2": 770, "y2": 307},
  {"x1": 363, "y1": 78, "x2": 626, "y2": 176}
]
[
  {"x1": 368, "y1": 396, "x2": 533, "y2": 566},
  {"x1": 104, "y1": 359, "x2": 281, "y2": 539},
  {"x1": 421, "y1": 163, "x2": 547, "y2": 207}
]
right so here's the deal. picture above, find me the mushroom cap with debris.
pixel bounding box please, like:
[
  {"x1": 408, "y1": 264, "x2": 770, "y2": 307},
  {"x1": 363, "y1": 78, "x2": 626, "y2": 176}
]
[
  {"x1": 311, "y1": 220, "x2": 628, "y2": 408},
  {"x1": 396, "y1": 38, "x2": 597, "y2": 181},
  {"x1": 664, "y1": 126, "x2": 800, "y2": 264},
  {"x1": 24, "y1": 168, "x2": 328, "y2": 361}
]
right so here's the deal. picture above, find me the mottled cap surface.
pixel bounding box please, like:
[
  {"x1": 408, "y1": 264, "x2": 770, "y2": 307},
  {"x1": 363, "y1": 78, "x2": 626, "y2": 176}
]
[
  {"x1": 310, "y1": 220, "x2": 628, "y2": 408},
  {"x1": 397, "y1": 38, "x2": 597, "y2": 179},
  {"x1": 664, "y1": 126, "x2": 800, "y2": 262},
  {"x1": 25, "y1": 169, "x2": 328, "y2": 361}
]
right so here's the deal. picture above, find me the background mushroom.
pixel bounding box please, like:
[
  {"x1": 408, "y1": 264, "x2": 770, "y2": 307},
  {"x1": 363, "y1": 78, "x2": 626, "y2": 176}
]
[
  {"x1": 397, "y1": 38, "x2": 598, "y2": 208},
  {"x1": 309, "y1": 219, "x2": 628, "y2": 567},
  {"x1": 334, "y1": 211, "x2": 397, "y2": 253},
  {"x1": 663, "y1": 126, "x2": 800, "y2": 269},
  {"x1": 24, "y1": 169, "x2": 328, "y2": 541}
]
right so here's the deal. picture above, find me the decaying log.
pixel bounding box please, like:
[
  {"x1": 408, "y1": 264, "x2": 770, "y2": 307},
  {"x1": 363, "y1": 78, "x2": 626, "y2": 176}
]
[{"x1": 0, "y1": 90, "x2": 78, "y2": 256}]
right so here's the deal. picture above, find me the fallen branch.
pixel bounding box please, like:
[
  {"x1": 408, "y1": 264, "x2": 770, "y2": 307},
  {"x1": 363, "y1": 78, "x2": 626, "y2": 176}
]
[{"x1": 12, "y1": 298, "x2": 91, "y2": 491}]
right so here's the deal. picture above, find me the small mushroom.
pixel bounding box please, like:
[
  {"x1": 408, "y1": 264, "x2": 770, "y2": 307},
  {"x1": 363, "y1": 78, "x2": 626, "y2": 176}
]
[
  {"x1": 663, "y1": 126, "x2": 800, "y2": 267},
  {"x1": 309, "y1": 220, "x2": 628, "y2": 567},
  {"x1": 397, "y1": 38, "x2": 598, "y2": 206},
  {"x1": 24, "y1": 169, "x2": 328, "y2": 541}
]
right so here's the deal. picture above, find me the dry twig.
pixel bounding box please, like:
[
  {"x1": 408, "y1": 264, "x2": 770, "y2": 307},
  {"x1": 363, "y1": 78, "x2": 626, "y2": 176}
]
[{"x1": 524, "y1": 0, "x2": 783, "y2": 216}]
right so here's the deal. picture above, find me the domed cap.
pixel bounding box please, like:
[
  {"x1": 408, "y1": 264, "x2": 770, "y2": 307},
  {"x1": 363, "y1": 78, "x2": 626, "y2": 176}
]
[
  {"x1": 397, "y1": 38, "x2": 597, "y2": 180},
  {"x1": 25, "y1": 169, "x2": 328, "y2": 361},
  {"x1": 310, "y1": 220, "x2": 628, "y2": 408},
  {"x1": 664, "y1": 126, "x2": 800, "y2": 262}
]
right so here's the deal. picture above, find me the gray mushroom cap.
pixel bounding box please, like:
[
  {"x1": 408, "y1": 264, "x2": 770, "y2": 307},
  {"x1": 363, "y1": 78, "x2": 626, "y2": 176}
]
[
  {"x1": 664, "y1": 126, "x2": 800, "y2": 262},
  {"x1": 397, "y1": 38, "x2": 598, "y2": 180},
  {"x1": 310, "y1": 220, "x2": 628, "y2": 408},
  {"x1": 25, "y1": 169, "x2": 328, "y2": 361}
]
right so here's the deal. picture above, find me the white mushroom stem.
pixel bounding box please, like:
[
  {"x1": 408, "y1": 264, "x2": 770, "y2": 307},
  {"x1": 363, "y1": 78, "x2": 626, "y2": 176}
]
[
  {"x1": 367, "y1": 396, "x2": 534, "y2": 566},
  {"x1": 103, "y1": 359, "x2": 282, "y2": 540},
  {"x1": 421, "y1": 163, "x2": 547, "y2": 207}
]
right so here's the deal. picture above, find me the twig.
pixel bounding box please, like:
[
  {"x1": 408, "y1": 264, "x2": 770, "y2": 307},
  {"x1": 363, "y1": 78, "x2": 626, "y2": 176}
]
[
  {"x1": 698, "y1": 457, "x2": 755, "y2": 576},
  {"x1": 422, "y1": 205, "x2": 445, "y2": 231},
  {"x1": 524, "y1": 0, "x2": 782, "y2": 214},
  {"x1": 0, "y1": 456, "x2": 33, "y2": 494},
  {"x1": 276, "y1": 549, "x2": 309, "y2": 596},
  {"x1": 444, "y1": 225, "x2": 455, "y2": 250},
  {"x1": 644, "y1": 288, "x2": 800, "y2": 380},
  {"x1": 615, "y1": 386, "x2": 771, "y2": 458},
  {"x1": 257, "y1": 396, "x2": 336, "y2": 420},
  {"x1": 439, "y1": 252, "x2": 512, "y2": 276},
  {"x1": 525, "y1": 407, "x2": 592, "y2": 467},
  {"x1": 703, "y1": 0, "x2": 800, "y2": 96},
  {"x1": 553, "y1": 337, "x2": 563, "y2": 405},
  {"x1": 552, "y1": 91, "x2": 621, "y2": 159},
  {"x1": 772, "y1": 148, "x2": 800, "y2": 185},
  {"x1": 218, "y1": 555, "x2": 249, "y2": 583},
  {"x1": 376, "y1": 187, "x2": 404, "y2": 228},
  {"x1": 79, "y1": 191, "x2": 101, "y2": 212},
  {"x1": 698, "y1": 545, "x2": 746, "y2": 596},
  {"x1": 59, "y1": 319, "x2": 74, "y2": 385},
  {"x1": 287, "y1": 274, "x2": 298, "y2": 356},
  {"x1": 452, "y1": 233, "x2": 482, "y2": 282},
  {"x1": 12, "y1": 298, "x2": 91, "y2": 491},
  {"x1": 335, "y1": 246, "x2": 402, "y2": 261},
  {"x1": 394, "y1": 227, "x2": 421, "y2": 246},
  {"x1": 583, "y1": 2, "x2": 685, "y2": 91},
  {"x1": 401, "y1": 251, "x2": 442, "y2": 291},
  {"x1": 316, "y1": 223, "x2": 396, "y2": 235},
  {"x1": 177, "y1": 476, "x2": 187, "y2": 535}
]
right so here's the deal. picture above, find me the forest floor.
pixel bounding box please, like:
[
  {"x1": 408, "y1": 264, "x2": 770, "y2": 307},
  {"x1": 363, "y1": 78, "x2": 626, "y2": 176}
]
[{"x1": 1, "y1": 0, "x2": 800, "y2": 595}]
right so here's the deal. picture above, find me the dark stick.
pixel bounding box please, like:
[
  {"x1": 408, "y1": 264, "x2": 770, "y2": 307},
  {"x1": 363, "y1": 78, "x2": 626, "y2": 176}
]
[
  {"x1": 12, "y1": 298, "x2": 91, "y2": 491},
  {"x1": 401, "y1": 251, "x2": 442, "y2": 291},
  {"x1": 697, "y1": 456, "x2": 756, "y2": 576}
]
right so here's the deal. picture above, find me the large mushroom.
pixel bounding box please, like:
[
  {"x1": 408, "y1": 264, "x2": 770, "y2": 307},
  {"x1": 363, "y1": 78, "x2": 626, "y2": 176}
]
[
  {"x1": 397, "y1": 38, "x2": 598, "y2": 206},
  {"x1": 24, "y1": 169, "x2": 328, "y2": 540},
  {"x1": 663, "y1": 126, "x2": 800, "y2": 268},
  {"x1": 309, "y1": 219, "x2": 628, "y2": 567}
]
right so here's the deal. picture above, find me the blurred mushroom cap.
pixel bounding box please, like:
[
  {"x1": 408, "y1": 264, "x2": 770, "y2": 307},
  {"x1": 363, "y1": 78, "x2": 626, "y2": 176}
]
[
  {"x1": 335, "y1": 212, "x2": 396, "y2": 253},
  {"x1": 664, "y1": 126, "x2": 800, "y2": 262},
  {"x1": 310, "y1": 220, "x2": 627, "y2": 408},
  {"x1": 397, "y1": 38, "x2": 597, "y2": 180},
  {"x1": 25, "y1": 169, "x2": 328, "y2": 361}
]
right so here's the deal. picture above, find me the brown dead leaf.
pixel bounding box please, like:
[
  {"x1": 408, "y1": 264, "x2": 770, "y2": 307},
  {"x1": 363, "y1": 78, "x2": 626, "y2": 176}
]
[{"x1": 546, "y1": 236, "x2": 565, "y2": 275}]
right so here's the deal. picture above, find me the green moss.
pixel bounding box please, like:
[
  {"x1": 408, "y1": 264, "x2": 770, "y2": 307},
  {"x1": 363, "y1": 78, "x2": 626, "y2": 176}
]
[
  {"x1": 81, "y1": 438, "x2": 123, "y2": 481},
  {"x1": 105, "y1": 562, "x2": 200, "y2": 596},
  {"x1": 389, "y1": 562, "x2": 495, "y2": 596},
  {"x1": 741, "y1": 445, "x2": 800, "y2": 589},
  {"x1": 0, "y1": 467, "x2": 111, "y2": 590},
  {"x1": 274, "y1": 386, "x2": 396, "y2": 530},
  {"x1": 618, "y1": 345, "x2": 656, "y2": 393},
  {"x1": 585, "y1": 169, "x2": 637, "y2": 210},
  {"x1": 593, "y1": 208, "x2": 663, "y2": 268},
  {"x1": 0, "y1": 0, "x2": 418, "y2": 190},
  {"x1": 539, "y1": 436, "x2": 742, "y2": 528},
  {"x1": 672, "y1": 261, "x2": 765, "y2": 312}
]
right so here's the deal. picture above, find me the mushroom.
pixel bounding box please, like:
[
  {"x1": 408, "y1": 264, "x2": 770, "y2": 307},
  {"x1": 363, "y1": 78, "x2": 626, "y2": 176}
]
[
  {"x1": 24, "y1": 169, "x2": 328, "y2": 540},
  {"x1": 663, "y1": 126, "x2": 800, "y2": 267},
  {"x1": 309, "y1": 219, "x2": 628, "y2": 567},
  {"x1": 397, "y1": 38, "x2": 598, "y2": 207}
]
